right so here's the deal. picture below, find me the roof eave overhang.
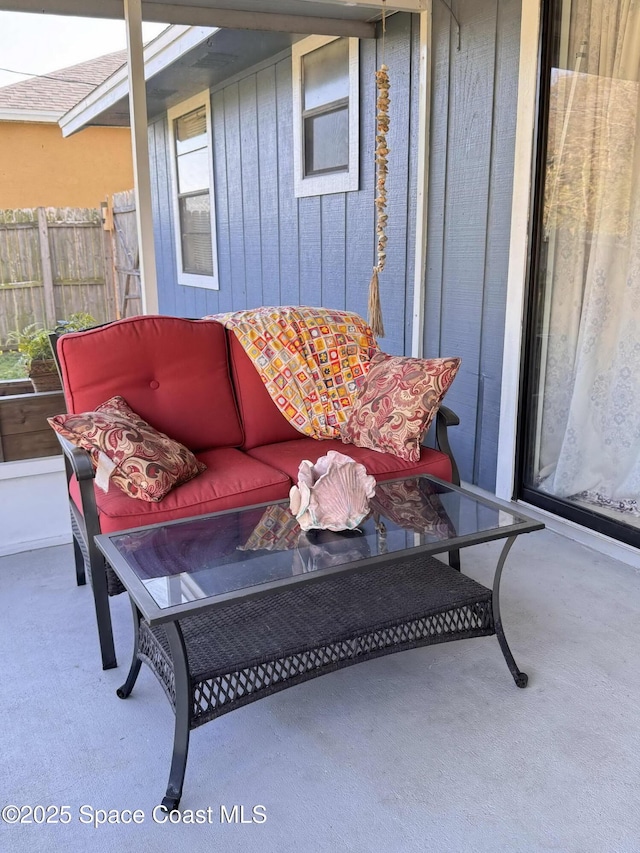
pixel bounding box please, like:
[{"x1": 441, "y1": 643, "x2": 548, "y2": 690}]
[{"x1": 60, "y1": 24, "x2": 213, "y2": 136}]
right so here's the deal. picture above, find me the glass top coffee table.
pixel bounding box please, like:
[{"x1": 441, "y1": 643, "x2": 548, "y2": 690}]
[{"x1": 96, "y1": 475, "x2": 543, "y2": 810}]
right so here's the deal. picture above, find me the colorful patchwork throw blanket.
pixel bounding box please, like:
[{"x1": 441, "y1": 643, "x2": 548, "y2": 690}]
[{"x1": 208, "y1": 306, "x2": 379, "y2": 439}]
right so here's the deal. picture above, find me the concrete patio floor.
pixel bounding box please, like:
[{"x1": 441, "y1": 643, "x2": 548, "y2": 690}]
[{"x1": 1, "y1": 529, "x2": 639, "y2": 853}]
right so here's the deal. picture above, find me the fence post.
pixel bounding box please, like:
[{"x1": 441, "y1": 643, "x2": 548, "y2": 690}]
[
  {"x1": 101, "y1": 197, "x2": 119, "y2": 321},
  {"x1": 37, "y1": 207, "x2": 56, "y2": 329}
]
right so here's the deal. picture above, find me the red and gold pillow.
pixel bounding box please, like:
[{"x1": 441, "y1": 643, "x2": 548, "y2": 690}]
[
  {"x1": 48, "y1": 396, "x2": 205, "y2": 502},
  {"x1": 341, "y1": 352, "x2": 461, "y2": 462}
]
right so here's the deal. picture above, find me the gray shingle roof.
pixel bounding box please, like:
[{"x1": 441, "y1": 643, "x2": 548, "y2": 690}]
[{"x1": 0, "y1": 50, "x2": 127, "y2": 115}]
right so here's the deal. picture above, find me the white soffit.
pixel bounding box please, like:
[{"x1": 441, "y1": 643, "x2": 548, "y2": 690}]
[
  {"x1": 0, "y1": 1, "x2": 426, "y2": 38},
  {"x1": 60, "y1": 25, "x2": 214, "y2": 136}
]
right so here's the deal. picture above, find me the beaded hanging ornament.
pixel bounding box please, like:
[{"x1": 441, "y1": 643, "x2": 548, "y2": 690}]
[{"x1": 368, "y1": 3, "x2": 390, "y2": 338}]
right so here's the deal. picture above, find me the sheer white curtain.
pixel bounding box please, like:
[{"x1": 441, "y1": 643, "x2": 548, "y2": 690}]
[{"x1": 538, "y1": 0, "x2": 640, "y2": 511}]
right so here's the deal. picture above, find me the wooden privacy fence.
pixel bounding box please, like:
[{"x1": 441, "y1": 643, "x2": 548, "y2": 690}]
[
  {"x1": 102, "y1": 189, "x2": 142, "y2": 319},
  {"x1": 0, "y1": 199, "x2": 141, "y2": 346},
  {"x1": 0, "y1": 207, "x2": 113, "y2": 345}
]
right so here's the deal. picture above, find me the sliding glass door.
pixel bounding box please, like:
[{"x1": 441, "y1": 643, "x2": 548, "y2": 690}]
[{"x1": 521, "y1": 0, "x2": 640, "y2": 545}]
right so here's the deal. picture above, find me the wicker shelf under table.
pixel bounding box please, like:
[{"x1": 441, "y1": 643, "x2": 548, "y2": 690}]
[{"x1": 137, "y1": 554, "x2": 495, "y2": 730}]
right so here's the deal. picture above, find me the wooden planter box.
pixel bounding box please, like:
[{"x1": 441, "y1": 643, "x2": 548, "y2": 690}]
[
  {"x1": 0, "y1": 379, "x2": 33, "y2": 397},
  {"x1": 0, "y1": 388, "x2": 65, "y2": 462}
]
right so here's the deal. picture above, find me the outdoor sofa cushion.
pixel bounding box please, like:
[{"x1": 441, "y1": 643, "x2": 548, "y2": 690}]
[
  {"x1": 228, "y1": 333, "x2": 302, "y2": 450},
  {"x1": 57, "y1": 315, "x2": 243, "y2": 452},
  {"x1": 246, "y1": 438, "x2": 453, "y2": 484},
  {"x1": 69, "y1": 447, "x2": 291, "y2": 534}
]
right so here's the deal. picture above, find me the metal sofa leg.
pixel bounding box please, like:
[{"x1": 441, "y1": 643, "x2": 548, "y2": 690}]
[
  {"x1": 60, "y1": 437, "x2": 118, "y2": 668},
  {"x1": 72, "y1": 535, "x2": 87, "y2": 586},
  {"x1": 88, "y1": 546, "x2": 118, "y2": 670}
]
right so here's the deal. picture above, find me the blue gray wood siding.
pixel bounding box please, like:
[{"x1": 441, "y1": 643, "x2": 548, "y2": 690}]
[
  {"x1": 150, "y1": 3, "x2": 520, "y2": 490},
  {"x1": 425, "y1": 0, "x2": 520, "y2": 488},
  {"x1": 150, "y1": 12, "x2": 418, "y2": 358}
]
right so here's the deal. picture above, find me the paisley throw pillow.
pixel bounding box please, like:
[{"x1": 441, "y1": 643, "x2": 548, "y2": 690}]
[
  {"x1": 48, "y1": 395, "x2": 205, "y2": 502},
  {"x1": 341, "y1": 352, "x2": 461, "y2": 462}
]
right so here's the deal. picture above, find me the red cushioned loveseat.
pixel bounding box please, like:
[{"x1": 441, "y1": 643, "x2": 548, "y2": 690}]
[{"x1": 54, "y1": 314, "x2": 459, "y2": 669}]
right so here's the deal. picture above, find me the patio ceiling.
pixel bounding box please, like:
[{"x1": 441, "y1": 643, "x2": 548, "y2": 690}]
[{"x1": 0, "y1": 0, "x2": 426, "y2": 37}]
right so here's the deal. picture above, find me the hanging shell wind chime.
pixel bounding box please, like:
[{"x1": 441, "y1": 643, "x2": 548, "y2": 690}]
[{"x1": 368, "y1": 16, "x2": 390, "y2": 339}]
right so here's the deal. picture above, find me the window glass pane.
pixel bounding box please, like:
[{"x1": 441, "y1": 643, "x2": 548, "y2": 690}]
[
  {"x1": 177, "y1": 147, "x2": 209, "y2": 194},
  {"x1": 175, "y1": 106, "x2": 207, "y2": 154},
  {"x1": 179, "y1": 192, "x2": 213, "y2": 276},
  {"x1": 303, "y1": 39, "x2": 349, "y2": 111},
  {"x1": 304, "y1": 107, "x2": 349, "y2": 175},
  {"x1": 523, "y1": 0, "x2": 640, "y2": 533}
]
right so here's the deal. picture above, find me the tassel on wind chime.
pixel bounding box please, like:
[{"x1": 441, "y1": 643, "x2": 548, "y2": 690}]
[{"x1": 368, "y1": 0, "x2": 390, "y2": 339}]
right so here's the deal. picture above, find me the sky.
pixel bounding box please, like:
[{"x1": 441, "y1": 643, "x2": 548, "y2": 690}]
[{"x1": 0, "y1": 12, "x2": 168, "y2": 89}]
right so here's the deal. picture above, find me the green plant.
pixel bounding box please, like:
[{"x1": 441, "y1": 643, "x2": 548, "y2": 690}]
[
  {"x1": 55, "y1": 312, "x2": 97, "y2": 334},
  {"x1": 7, "y1": 324, "x2": 54, "y2": 366},
  {"x1": 7, "y1": 313, "x2": 96, "y2": 369}
]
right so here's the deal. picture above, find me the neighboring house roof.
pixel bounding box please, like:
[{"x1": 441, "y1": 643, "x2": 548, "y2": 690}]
[{"x1": 0, "y1": 50, "x2": 127, "y2": 123}]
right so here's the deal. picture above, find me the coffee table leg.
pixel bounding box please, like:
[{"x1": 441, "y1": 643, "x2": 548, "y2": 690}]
[
  {"x1": 161, "y1": 621, "x2": 191, "y2": 812},
  {"x1": 492, "y1": 535, "x2": 529, "y2": 688},
  {"x1": 117, "y1": 600, "x2": 142, "y2": 699}
]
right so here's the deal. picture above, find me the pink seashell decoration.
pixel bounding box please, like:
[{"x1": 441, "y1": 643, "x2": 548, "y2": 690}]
[{"x1": 289, "y1": 450, "x2": 377, "y2": 532}]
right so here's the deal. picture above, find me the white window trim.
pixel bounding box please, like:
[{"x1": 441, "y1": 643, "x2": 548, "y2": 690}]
[
  {"x1": 495, "y1": 0, "x2": 542, "y2": 500},
  {"x1": 292, "y1": 35, "x2": 359, "y2": 198},
  {"x1": 167, "y1": 90, "x2": 219, "y2": 289}
]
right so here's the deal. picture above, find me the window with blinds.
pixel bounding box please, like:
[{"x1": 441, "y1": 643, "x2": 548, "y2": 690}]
[{"x1": 168, "y1": 93, "x2": 219, "y2": 288}]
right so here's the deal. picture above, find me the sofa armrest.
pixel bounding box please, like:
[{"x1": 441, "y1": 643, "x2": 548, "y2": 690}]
[
  {"x1": 436, "y1": 404, "x2": 460, "y2": 428},
  {"x1": 54, "y1": 433, "x2": 102, "y2": 541},
  {"x1": 55, "y1": 432, "x2": 94, "y2": 482},
  {"x1": 434, "y1": 405, "x2": 460, "y2": 486}
]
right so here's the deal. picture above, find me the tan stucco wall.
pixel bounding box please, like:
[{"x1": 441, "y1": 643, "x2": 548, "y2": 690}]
[{"x1": 0, "y1": 122, "x2": 133, "y2": 209}]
